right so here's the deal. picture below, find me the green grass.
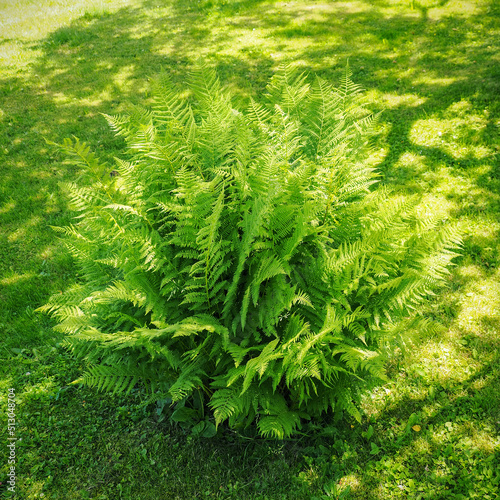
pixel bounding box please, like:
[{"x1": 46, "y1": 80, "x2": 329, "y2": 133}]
[{"x1": 1, "y1": 0, "x2": 499, "y2": 498}]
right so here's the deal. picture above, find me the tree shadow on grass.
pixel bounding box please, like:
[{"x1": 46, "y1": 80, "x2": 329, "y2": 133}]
[
  {"x1": 0, "y1": 3, "x2": 274, "y2": 347},
  {"x1": 282, "y1": 311, "x2": 500, "y2": 498},
  {"x1": 0, "y1": 0, "x2": 497, "y2": 388},
  {"x1": 0, "y1": 0, "x2": 499, "y2": 497}
]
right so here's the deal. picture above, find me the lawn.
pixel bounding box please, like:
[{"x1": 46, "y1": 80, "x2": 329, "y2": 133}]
[{"x1": 0, "y1": 0, "x2": 499, "y2": 498}]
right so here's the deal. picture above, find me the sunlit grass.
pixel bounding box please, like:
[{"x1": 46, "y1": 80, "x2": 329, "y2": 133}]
[{"x1": 1, "y1": 0, "x2": 499, "y2": 498}]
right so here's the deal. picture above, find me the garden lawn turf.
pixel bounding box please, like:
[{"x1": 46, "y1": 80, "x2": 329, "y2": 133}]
[{"x1": 1, "y1": 0, "x2": 499, "y2": 499}]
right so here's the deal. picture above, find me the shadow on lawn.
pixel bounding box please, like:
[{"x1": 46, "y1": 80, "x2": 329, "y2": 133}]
[
  {"x1": 34, "y1": 0, "x2": 500, "y2": 224},
  {"x1": 8, "y1": 0, "x2": 495, "y2": 306},
  {"x1": 0, "y1": 0, "x2": 499, "y2": 496}
]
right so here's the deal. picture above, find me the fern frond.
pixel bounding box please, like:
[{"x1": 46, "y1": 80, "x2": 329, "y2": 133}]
[{"x1": 40, "y1": 60, "x2": 461, "y2": 439}]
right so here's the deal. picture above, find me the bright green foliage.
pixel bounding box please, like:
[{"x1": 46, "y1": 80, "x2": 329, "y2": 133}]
[{"x1": 39, "y1": 62, "x2": 461, "y2": 438}]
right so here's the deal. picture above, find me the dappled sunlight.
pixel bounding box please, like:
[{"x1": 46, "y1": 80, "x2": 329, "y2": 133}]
[
  {"x1": 339, "y1": 473, "x2": 361, "y2": 492},
  {"x1": 0, "y1": 378, "x2": 14, "y2": 398},
  {"x1": 455, "y1": 273, "x2": 500, "y2": 338},
  {"x1": 79, "y1": 94, "x2": 114, "y2": 110},
  {"x1": 415, "y1": 192, "x2": 455, "y2": 219},
  {"x1": 444, "y1": 183, "x2": 499, "y2": 220},
  {"x1": 39, "y1": 245, "x2": 58, "y2": 262},
  {"x1": 428, "y1": 169, "x2": 474, "y2": 195},
  {"x1": 413, "y1": 75, "x2": 462, "y2": 87},
  {"x1": 412, "y1": 436, "x2": 432, "y2": 455},
  {"x1": 0, "y1": 200, "x2": 16, "y2": 215},
  {"x1": 457, "y1": 264, "x2": 486, "y2": 281},
  {"x1": 429, "y1": 419, "x2": 498, "y2": 454},
  {"x1": 459, "y1": 426, "x2": 500, "y2": 455},
  {"x1": 445, "y1": 99, "x2": 474, "y2": 117},
  {"x1": 0, "y1": 0, "x2": 140, "y2": 41},
  {"x1": 0, "y1": 41, "x2": 31, "y2": 70},
  {"x1": 22, "y1": 375, "x2": 58, "y2": 402},
  {"x1": 22, "y1": 481, "x2": 46, "y2": 500},
  {"x1": 0, "y1": 272, "x2": 36, "y2": 286},
  {"x1": 112, "y1": 64, "x2": 137, "y2": 91},
  {"x1": 43, "y1": 192, "x2": 63, "y2": 215},
  {"x1": 7, "y1": 216, "x2": 43, "y2": 242},
  {"x1": 465, "y1": 217, "x2": 500, "y2": 248},
  {"x1": 378, "y1": 92, "x2": 427, "y2": 109},
  {"x1": 470, "y1": 376, "x2": 489, "y2": 392},
  {"x1": 1, "y1": 0, "x2": 498, "y2": 497},
  {"x1": 410, "y1": 117, "x2": 488, "y2": 152},
  {"x1": 409, "y1": 341, "x2": 480, "y2": 386},
  {"x1": 49, "y1": 91, "x2": 74, "y2": 105},
  {"x1": 394, "y1": 151, "x2": 427, "y2": 171}
]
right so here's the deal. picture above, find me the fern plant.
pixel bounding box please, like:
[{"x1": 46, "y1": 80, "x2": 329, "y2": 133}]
[{"x1": 39, "y1": 62, "x2": 461, "y2": 439}]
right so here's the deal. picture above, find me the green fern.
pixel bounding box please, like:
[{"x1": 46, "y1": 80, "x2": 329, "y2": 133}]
[{"x1": 38, "y1": 62, "x2": 461, "y2": 439}]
